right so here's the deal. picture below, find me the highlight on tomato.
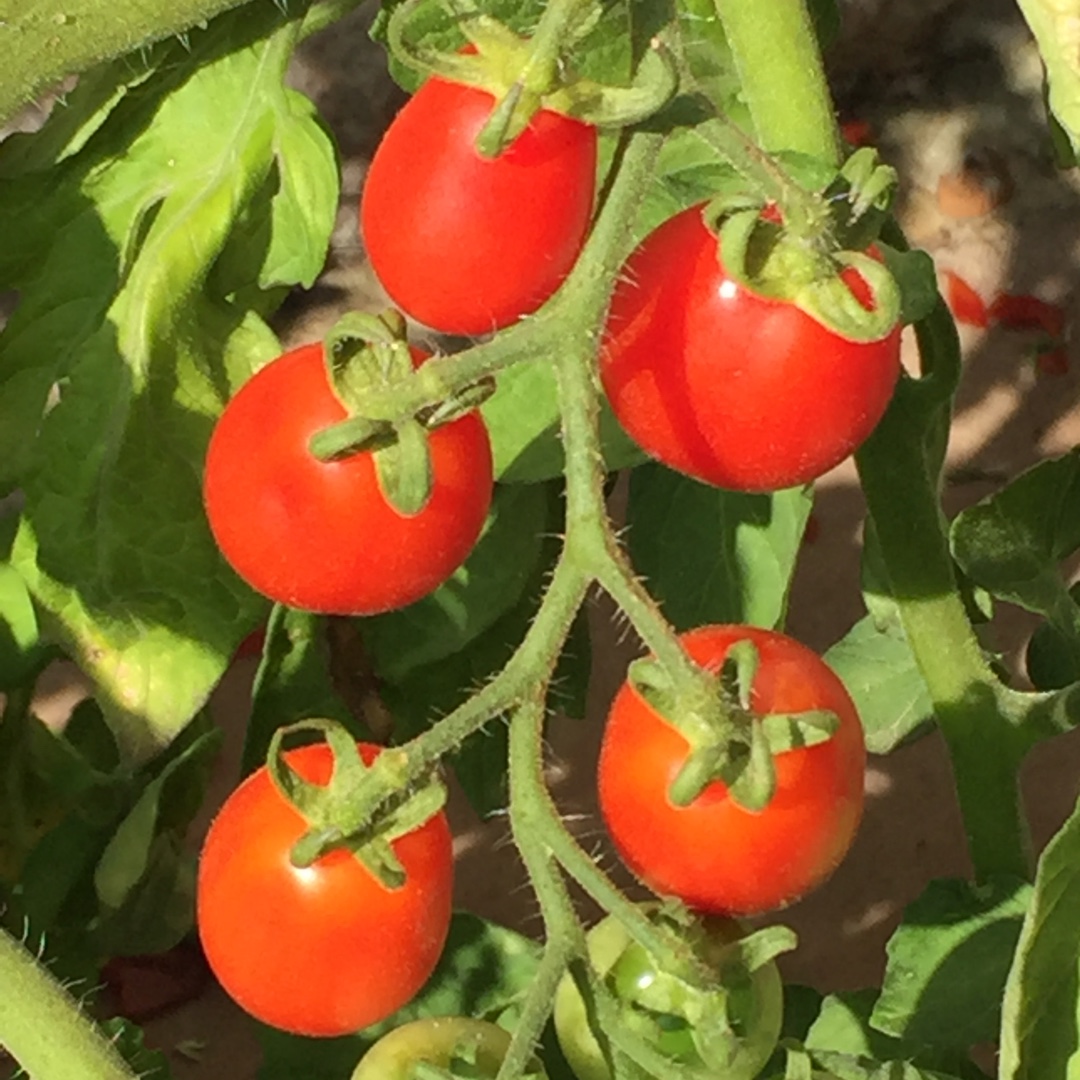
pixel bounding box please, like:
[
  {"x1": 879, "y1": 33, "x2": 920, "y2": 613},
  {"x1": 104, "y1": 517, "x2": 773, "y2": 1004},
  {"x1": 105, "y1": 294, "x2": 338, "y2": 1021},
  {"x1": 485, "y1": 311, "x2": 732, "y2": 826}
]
[
  {"x1": 360, "y1": 69, "x2": 597, "y2": 336},
  {"x1": 598, "y1": 624, "x2": 866, "y2": 916},
  {"x1": 554, "y1": 907, "x2": 783, "y2": 1080},
  {"x1": 351, "y1": 1017, "x2": 549, "y2": 1079},
  {"x1": 203, "y1": 341, "x2": 493, "y2": 615},
  {"x1": 600, "y1": 202, "x2": 902, "y2": 492},
  {"x1": 196, "y1": 740, "x2": 454, "y2": 1037}
]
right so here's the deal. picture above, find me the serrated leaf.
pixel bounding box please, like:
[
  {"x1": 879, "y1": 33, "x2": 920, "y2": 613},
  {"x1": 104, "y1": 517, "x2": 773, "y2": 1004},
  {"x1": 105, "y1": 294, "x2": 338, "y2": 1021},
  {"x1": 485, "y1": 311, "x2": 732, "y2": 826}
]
[
  {"x1": 361, "y1": 484, "x2": 550, "y2": 682},
  {"x1": 872, "y1": 877, "x2": 1031, "y2": 1050},
  {"x1": 256, "y1": 912, "x2": 541, "y2": 1079},
  {"x1": 627, "y1": 463, "x2": 812, "y2": 631},
  {"x1": 824, "y1": 613, "x2": 934, "y2": 753},
  {"x1": 1000, "y1": 789, "x2": 1080, "y2": 1079},
  {"x1": 0, "y1": 6, "x2": 338, "y2": 761}
]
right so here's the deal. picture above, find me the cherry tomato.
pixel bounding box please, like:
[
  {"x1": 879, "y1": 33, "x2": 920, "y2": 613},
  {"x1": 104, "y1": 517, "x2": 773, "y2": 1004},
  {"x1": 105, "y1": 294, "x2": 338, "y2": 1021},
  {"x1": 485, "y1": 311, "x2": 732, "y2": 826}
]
[
  {"x1": 554, "y1": 907, "x2": 782, "y2": 1080},
  {"x1": 203, "y1": 342, "x2": 493, "y2": 615},
  {"x1": 360, "y1": 73, "x2": 597, "y2": 335},
  {"x1": 598, "y1": 625, "x2": 866, "y2": 916},
  {"x1": 351, "y1": 1018, "x2": 549, "y2": 1079},
  {"x1": 197, "y1": 741, "x2": 454, "y2": 1037},
  {"x1": 599, "y1": 203, "x2": 902, "y2": 491}
]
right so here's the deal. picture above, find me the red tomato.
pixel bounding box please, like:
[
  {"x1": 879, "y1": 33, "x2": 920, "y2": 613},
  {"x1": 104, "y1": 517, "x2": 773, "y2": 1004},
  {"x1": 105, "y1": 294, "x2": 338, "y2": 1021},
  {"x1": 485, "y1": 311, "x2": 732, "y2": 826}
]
[
  {"x1": 360, "y1": 73, "x2": 597, "y2": 335},
  {"x1": 943, "y1": 270, "x2": 989, "y2": 328},
  {"x1": 600, "y1": 203, "x2": 902, "y2": 491},
  {"x1": 203, "y1": 342, "x2": 493, "y2": 615},
  {"x1": 598, "y1": 625, "x2": 866, "y2": 916},
  {"x1": 197, "y1": 742, "x2": 454, "y2": 1037}
]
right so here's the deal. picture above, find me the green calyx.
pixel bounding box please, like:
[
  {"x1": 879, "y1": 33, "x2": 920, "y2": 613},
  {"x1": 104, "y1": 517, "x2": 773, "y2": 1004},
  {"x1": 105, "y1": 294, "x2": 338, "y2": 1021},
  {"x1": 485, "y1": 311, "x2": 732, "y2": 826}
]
[
  {"x1": 309, "y1": 310, "x2": 488, "y2": 517},
  {"x1": 631, "y1": 642, "x2": 840, "y2": 814},
  {"x1": 266, "y1": 719, "x2": 447, "y2": 890},
  {"x1": 700, "y1": 144, "x2": 902, "y2": 343},
  {"x1": 386, "y1": 0, "x2": 677, "y2": 154},
  {"x1": 605, "y1": 913, "x2": 794, "y2": 1075}
]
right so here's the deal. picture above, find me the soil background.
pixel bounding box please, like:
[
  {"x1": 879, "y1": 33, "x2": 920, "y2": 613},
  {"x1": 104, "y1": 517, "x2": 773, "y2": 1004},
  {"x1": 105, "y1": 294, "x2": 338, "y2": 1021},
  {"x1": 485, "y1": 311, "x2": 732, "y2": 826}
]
[{"x1": 9, "y1": 0, "x2": 1080, "y2": 1075}]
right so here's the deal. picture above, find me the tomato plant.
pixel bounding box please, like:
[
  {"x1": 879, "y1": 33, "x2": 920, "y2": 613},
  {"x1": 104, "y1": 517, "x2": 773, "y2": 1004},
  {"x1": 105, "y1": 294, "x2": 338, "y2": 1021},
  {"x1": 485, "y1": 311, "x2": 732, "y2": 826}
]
[
  {"x1": 197, "y1": 741, "x2": 454, "y2": 1037},
  {"x1": 554, "y1": 908, "x2": 782, "y2": 1080},
  {"x1": 203, "y1": 341, "x2": 493, "y2": 615},
  {"x1": 600, "y1": 202, "x2": 902, "y2": 491},
  {"x1": 360, "y1": 70, "x2": 597, "y2": 336},
  {"x1": 598, "y1": 625, "x2": 866, "y2": 915},
  {"x1": 351, "y1": 1017, "x2": 548, "y2": 1079}
]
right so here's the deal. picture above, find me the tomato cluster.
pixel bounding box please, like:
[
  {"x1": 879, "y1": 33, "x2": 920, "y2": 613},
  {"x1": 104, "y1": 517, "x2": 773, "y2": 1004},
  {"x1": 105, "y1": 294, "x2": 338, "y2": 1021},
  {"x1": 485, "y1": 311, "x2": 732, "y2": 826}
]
[{"x1": 198, "y1": 36, "x2": 876, "y2": 1073}]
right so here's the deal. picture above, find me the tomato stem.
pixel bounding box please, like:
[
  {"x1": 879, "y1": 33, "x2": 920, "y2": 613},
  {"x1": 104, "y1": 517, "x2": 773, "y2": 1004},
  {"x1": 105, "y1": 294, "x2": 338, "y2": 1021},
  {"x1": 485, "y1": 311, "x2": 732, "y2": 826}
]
[
  {"x1": 711, "y1": 0, "x2": 840, "y2": 165},
  {"x1": 0, "y1": 925, "x2": 138, "y2": 1080}
]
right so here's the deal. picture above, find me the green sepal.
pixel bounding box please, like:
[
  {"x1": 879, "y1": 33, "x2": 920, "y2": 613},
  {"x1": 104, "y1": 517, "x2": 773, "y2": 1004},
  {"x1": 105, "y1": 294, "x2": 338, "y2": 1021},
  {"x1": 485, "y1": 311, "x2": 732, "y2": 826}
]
[
  {"x1": 724, "y1": 718, "x2": 777, "y2": 813},
  {"x1": 720, "y1": 639, "x2": 760, "y2": 711},
  {"x1": 792, "y1": 248, "x2": 901, "y2": 343},
  {"x1": 374, "y1": 418, "x2": 435, "y2": 517},
  {"x1": 266, "y1": 719, "x2": 448, "y2": 890},
  {"x1": 323, "y1": 309, "x2": 415, "y2": 416},
  {"x1": 759, "y1": 709, "x2": 840, "y2": 752},
  {"x1": 421, "y1": 376, "x2": 497, "y2": 429},
  {"x1": 783, "y1": 1043, "x2": 817, "y2": 1080}
]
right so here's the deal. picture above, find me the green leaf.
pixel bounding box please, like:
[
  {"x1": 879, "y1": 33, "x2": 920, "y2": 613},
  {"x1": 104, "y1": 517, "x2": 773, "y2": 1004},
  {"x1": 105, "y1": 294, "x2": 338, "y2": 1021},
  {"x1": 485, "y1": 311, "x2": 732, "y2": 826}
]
[
  {"x1": 824, "y1": 613, "x2": 935, "y2": 753},
  {"x1": 627, "y1": 463, "x2": 812, "y2": 631},
  {"x1": 0, "y1": 560, "x2": 47, "y2": 690},
  {"x1": 1000, "y1": 789, "x2": 1080, "y2": 1079},
  {"x1": 361, "y1": 484, "x2": 551, "y2": 682},
  {"x1": 0, "y1": 4, "x2": 337, "y2": 762},
  {"x1": 951, "y1": 449, "x2": 1080, "y2": 616},
  {"x1": 879, "y1": 246, "x2": 939, "y2": 327},
  {"x1": 1015, "y1": 0, "x2": 1080, "y2": 160},
  {"x1": 481, "y1": 358, "x2": 644, "y2": 482},
  {"x1": 242, "y1": 607, "x2": 358, "y2": 779},
  {"x1": 256, "y1": 912, "x2": 541, "y2": 1079},
  {"x1": 872, "y1": 877, "x2": 1031, "y2": 1050},
  {"x1": 97, "y1": 1016, "x2": 173, "y2": 1079},
  {"x1": 805, "y1": 994, "x2": 983, "y2": 1079}
]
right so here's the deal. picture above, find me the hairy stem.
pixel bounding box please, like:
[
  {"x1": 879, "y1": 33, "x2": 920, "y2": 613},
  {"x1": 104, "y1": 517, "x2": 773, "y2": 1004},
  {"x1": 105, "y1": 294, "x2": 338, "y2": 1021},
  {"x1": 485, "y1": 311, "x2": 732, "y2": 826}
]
[{"x1": 0, "y1": 926, "x2": 137, "y2": 1080}]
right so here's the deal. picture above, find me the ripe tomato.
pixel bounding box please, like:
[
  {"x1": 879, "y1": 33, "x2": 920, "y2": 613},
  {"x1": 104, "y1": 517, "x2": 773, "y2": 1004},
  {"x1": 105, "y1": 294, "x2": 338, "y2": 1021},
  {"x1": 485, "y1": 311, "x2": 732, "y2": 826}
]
[
  {"x1": 554, "y1": 908, "x2": 782, "y2": 1080},
  {"x1": 351, "y1": 1017, "x2": 549, "y2": 1079},
  {"x1": 197, "y1": 741, "x2": 454, "y2": 1037},
  {"x1": 600, "y1": 203, "x2": 902, "y2": 491},
  {"x1": 360, "y1": 73, "x2": 597, "y2": 335},
  {"x1": 203, "y1": 342, "x2": 493, "y2": 615},
  {"x1": 598, "y1": 625, "x2": 866, "y2": 916}
]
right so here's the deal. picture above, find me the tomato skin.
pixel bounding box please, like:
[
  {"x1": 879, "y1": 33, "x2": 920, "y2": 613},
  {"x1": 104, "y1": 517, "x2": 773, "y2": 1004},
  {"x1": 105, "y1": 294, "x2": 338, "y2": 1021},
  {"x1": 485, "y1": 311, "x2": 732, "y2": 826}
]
[
  {"x1": 598, "y1": 625, "x2": 866, "y2": 916},
  {"x1": 600, "y1": 203, "x2": 902, "y2": 491},
  {"x1": 360, "y1": 75, "x2": 597, "y2": 336},
  {"x1": 554, "y1": 909, "x2": 782, "y2": 1080},
  {"x1": 196, "y1": 742, "x2": 454, "y2": 1037},
  {"x1": 351, "y1": 1017, "x2": 548, "y2": 1079},
  {"x1": 203, "y1": 342, "x2": 493, "y2": 615}
]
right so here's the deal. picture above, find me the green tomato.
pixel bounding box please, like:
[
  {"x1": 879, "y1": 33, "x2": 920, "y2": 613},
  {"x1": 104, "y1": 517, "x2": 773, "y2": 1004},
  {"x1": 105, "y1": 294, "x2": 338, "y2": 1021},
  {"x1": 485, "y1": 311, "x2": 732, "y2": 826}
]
[
  {"x1": 351, "y1": 1017, "x2": 549, "y2": 1079},
  {"x1": 554, "y1": 909, "x2": 783, "y2": 1080}
]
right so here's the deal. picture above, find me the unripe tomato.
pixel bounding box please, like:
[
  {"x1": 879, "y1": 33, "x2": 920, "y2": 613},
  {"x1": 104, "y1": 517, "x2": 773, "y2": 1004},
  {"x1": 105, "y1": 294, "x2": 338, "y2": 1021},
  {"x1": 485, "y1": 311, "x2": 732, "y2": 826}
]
[
  {"x1": 554, "y1": 908, "x2": 783, "y2": 1080},
  {"x1": 598, "y1": 625, "x2": 866, "y2": 915},
  {"x1": 360, "y1": 73, "x2": 597, "y2": 335},
  {"x1": 351, "y1": 1017, "x2": 549, "y2": 1079},
  {"x1": 600, "y1": 203, "x2": 902, "y2": 491},
  {"x1": 203, "y1": 342, "x2": 493, "y2": 615}
]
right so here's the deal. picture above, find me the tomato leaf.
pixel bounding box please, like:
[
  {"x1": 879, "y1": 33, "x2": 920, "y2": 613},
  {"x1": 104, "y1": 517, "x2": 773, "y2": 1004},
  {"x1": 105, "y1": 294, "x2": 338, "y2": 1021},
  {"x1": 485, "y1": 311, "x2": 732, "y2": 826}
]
[
  {"x1": 805, "y1": 990, "x2": 986, "y2": 1080},
  {"x1": 951, "y1": 449, "x2": 1080, "y2": 619},
  {"x1": 243, "y1": 607, "x2": 358, "y2": 780},
  {"x1": 0, "y1": 560, "x2": 50, "y2": 691},
  {"x1": 627, "y1": 464, "x2": 812, "y2": 632},
  {"x1": 0, "y1": 5, "x2": 337, "y2": 762},
  {"x1": 360, "y1": 484, "x2": 552, "y2": 682},
  {"x1": 824, "y1": 613, "x2": 935, "y2": 754},
  {"x1": 872, "y1": 876, "x2": 1031, "y2": 1051},
  {"x1": 482, "y1": 359, "x2": 644, "y2": 482},
  {"x1": 1000, "y1": 789, "x2": 1080, "y2": 1079}
]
